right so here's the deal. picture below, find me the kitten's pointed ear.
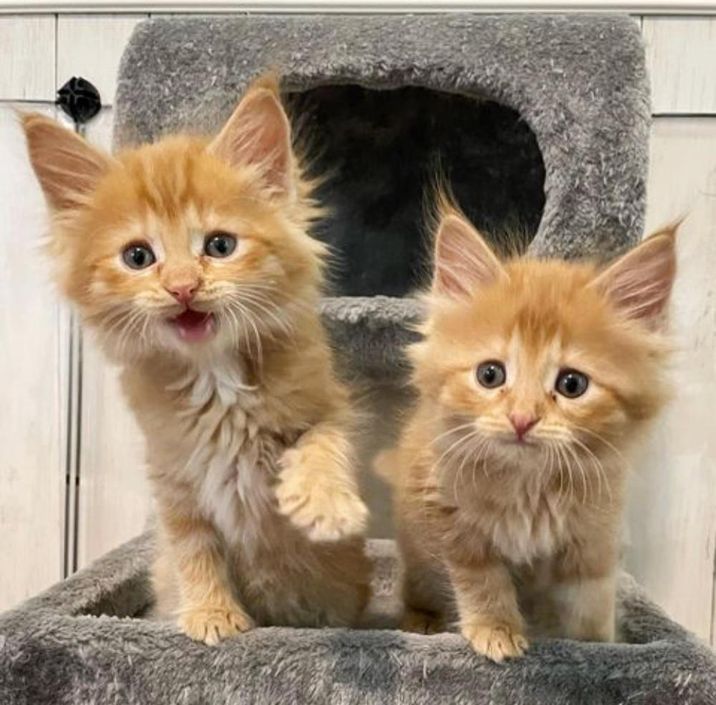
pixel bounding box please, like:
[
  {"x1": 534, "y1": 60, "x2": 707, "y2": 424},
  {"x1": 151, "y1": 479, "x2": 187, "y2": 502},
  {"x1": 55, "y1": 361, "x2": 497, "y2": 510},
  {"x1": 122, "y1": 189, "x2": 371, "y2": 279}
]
[
  {"x1": 21, "y1": 113, "x2": 112, "y2": 211},
  {"x1": 433, "y1": 213, "x2": 505, "y2": 298},
  {"x1": 209, "y1": 78, "x2": 294, "y2": 198},
  {"x1": 592, "y1": 225, "x2": 678, "y2": 328}
]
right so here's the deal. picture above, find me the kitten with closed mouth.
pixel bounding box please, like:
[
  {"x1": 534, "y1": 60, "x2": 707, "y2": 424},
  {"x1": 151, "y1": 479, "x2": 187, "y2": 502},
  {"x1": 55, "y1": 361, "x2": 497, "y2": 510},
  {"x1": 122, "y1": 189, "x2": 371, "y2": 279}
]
[
  {"x1": 22, "y1": 76, "x2": 371, "y2": 643},
  {"x1": 381, "y1": 194, "x2": 676, "y2": 662}
]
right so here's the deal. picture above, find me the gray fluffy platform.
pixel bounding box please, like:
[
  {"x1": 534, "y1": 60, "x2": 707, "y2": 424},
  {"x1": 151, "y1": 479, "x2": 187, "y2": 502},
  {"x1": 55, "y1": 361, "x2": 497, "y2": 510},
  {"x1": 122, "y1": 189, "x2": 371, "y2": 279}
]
[
  {"x1": 3, "y1": 13, "x2": 715, "y2": 705},
  {"x1": 1, "y1": 535, "x2": 715, "y2": 704}
]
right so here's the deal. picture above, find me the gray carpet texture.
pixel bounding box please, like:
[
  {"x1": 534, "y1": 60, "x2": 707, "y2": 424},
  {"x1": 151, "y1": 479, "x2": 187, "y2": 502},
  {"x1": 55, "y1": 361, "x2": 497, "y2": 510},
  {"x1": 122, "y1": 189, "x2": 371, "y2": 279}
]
[
  {"x1": 1, "y1": 535, "x2": 714, "y2": 704},
  {"x1": 4, "y1": 13, "x2": 713, "y2": 705}
]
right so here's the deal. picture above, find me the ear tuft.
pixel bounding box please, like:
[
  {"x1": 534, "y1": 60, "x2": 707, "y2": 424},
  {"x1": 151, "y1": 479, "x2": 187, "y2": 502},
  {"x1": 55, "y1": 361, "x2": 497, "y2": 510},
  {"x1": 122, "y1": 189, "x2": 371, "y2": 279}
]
[
  {"x1": 208, "y1": 76, "x2": 294, "y2": 198},
  {"x1": 592, "y1": 225, "x2": 678, "y2": 328},
  {"x1": 21, "y1": 112, "x2": 112, "y2": 211},
  {"x1": 432, "y1": 209, "x2": 505, "y2": 299}
]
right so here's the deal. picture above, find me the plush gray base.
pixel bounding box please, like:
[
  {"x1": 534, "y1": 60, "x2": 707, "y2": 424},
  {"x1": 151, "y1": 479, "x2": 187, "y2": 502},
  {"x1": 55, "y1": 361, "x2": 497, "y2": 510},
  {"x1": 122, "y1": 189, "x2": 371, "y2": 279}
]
[{"x1": 0, "y1": 534, "x2": 714, "y2": 705}]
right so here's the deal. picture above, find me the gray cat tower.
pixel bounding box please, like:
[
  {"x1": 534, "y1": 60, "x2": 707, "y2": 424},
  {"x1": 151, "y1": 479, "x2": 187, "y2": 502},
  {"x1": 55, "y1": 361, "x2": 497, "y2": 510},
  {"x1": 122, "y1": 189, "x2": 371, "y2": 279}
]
[{"x1": 1, "y1": 14, "x2": 714, "y2": 705}]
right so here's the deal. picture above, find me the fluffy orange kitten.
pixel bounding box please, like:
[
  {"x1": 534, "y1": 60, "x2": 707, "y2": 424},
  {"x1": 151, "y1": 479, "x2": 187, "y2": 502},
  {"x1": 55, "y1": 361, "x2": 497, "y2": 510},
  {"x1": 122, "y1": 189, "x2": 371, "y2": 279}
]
[
  {"x1": 22, "y1": 79, "x2": 371, "y2": 642},
  {"x1": 385, "y1": 203, "x2": 676, "y2": 661}
]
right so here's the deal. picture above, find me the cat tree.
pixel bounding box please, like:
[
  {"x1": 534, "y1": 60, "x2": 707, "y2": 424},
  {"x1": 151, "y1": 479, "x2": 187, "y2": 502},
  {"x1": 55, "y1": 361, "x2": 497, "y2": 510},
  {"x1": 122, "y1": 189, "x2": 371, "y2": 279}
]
[{"x1": 1, "y1": 14, "x2": 714, "y2": 705}]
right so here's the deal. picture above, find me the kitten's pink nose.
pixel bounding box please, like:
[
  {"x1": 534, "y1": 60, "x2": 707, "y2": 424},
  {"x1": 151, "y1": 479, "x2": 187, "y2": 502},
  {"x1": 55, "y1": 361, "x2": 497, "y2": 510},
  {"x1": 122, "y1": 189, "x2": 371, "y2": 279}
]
[
  {"x1": 166, "y1": 283, "x2": 197, "y2": 305},
  {"x1": 508, "y1": 412, "x2": 539, "y2": 440}
]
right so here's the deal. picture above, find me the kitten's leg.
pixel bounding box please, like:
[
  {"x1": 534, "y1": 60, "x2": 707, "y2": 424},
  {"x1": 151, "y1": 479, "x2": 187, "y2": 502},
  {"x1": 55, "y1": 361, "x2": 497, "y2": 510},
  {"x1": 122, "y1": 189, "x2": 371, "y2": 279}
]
[
  {"x1": 399, "y1": 529, "x2": 447, "y2": 634},
  {"x1": 448, "y1": 557, "x2": 528, "y2": 662},
  {"x1": 151, "y1": 531, "x2": 180, "y2": 619},
  {"x1": 553, "y1": 541, "x2": 618, "y2": 642},
  {"x1": 158, "y1": 509, "x2": 253, "y2": 645},
  {"x1": 276, "y1": 419, "x2": 368, "y2": 542},
  {"x1": 553, "y1": 572, "x2": 616, "y2": 642}
]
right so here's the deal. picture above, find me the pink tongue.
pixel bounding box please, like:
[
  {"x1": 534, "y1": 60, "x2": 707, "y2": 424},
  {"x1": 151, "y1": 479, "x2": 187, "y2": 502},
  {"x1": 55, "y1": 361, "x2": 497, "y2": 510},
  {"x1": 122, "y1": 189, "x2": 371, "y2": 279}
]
[{"x1": 172, "y1": 310, "x2": 214, "y2": 343}]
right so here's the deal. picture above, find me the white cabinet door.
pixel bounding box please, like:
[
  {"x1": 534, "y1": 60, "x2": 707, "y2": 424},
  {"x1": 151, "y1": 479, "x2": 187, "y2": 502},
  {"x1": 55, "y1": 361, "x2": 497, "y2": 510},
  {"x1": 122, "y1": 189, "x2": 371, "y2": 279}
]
[
  {"x1": 644, "y1": 17, "x2": 716, "y2": 115},
  {"x1": 625, "y1": 118, "x2": 716, "y2": 644},
  {"x1": 52, "y1": 15, "x2": 152, "y2": 569},
  {"x1": 0, "y1": 106, "x2": 68, "y2": 609}
]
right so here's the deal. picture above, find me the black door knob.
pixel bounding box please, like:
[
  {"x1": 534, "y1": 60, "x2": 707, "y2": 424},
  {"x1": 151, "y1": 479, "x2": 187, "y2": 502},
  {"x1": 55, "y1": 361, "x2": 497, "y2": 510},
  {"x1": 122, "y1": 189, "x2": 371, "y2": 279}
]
[{"x1": 56, "y1": 77, "x2": 102, "y2": 126}]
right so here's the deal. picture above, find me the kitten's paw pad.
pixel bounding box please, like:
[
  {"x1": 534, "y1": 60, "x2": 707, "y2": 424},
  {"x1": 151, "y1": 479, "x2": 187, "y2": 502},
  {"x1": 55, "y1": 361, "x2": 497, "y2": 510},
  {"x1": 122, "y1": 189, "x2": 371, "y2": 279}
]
[
  {"x1": 179, "y1": 605, "x2": 253, "y2": 646},
  {"x1": 464, "y1": 623, "x2": 528, "y2": 662},
  {"x1": 401, "y1": 608, "x2": 444, "y2": 635},
  {"x1": 276, "y1": 450, "x2": 368, "y2": 542}
]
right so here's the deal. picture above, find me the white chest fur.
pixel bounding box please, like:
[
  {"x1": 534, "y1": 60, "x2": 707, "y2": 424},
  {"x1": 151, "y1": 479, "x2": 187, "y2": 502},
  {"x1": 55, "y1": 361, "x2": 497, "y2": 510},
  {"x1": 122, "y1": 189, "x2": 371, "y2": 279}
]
[
  {"x1": 172, "y1": 358, "x2": 285, "y2": 558},
  {"x1": 462, "y1": 480, "x2": 568, "y2": 565}
]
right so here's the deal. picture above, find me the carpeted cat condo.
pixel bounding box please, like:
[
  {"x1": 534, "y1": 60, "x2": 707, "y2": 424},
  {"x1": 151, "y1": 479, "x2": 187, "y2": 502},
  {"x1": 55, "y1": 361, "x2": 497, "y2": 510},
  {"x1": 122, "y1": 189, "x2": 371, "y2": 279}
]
[{"x1": 4, "y1": 13, "x2": 714, "y2": 705}]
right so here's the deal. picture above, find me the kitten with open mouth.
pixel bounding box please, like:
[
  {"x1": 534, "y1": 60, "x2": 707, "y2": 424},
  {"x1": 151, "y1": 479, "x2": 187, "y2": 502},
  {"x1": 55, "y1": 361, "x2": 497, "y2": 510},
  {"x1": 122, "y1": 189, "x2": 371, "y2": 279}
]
[{"x1": 23, "y1": 76, "x2": 371, "y2": 643}]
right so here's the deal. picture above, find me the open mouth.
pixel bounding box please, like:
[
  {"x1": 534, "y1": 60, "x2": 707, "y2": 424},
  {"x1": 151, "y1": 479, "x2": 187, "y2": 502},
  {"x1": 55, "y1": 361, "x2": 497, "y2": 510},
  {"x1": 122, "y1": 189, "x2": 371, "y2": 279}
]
[{"x1": 168, "y1": 309, "x2": 216, "y2": 343}]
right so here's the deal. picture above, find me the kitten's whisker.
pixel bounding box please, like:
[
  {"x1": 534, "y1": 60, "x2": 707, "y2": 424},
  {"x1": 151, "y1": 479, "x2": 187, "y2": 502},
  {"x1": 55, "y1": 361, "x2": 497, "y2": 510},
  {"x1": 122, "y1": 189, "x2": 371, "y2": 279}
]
[
  {"x1": 563, "y1": 442, "x2": 589, "y2": 505},
  {"x1": 563, "y1": 443, "x2": 611, "y2": 512},
  {"x1": 547, "y1": 442, "x2": 564, "y2": 504},
  {"x1": 221, "y1": 306, "x2": 246, "y2": 356},
  {"x1": 102, "y1": 308, "x2": 135, "y2": 338},
  {"x1": 552, "y1": 443, "x2": 569, "y2": 508},
  {"x1": 466, "y1": 434, "x2": 490, "y2": 481},
  {"x1": 115, "y1": 307, "x2": 146, "y2": 357},
  {"x1": 555, "y1": 443, "x2": 575, "y2": 508},
  {"x1": 226, "y1": 294, "x2": 291, "y2": 348},
  {"x1": 232, "y1": 305, "x2": 260, "y2": 361},
  {"x1": 435, "y1": 427, "x2": 480, "y2": 469},
  {"x1": 570, "y1": 424, "x2": 628, "y2": 467},
  {"x1": 101, "y1": 306, "x2": 132, "y2": 328},
  {"x1": 430, "y1": 422, "x2": 478, "y2": 448},
  {"x1": 220, "y1": 305, "x2": 241, "y2": 350},
  {"x1": 230, "y1": 301, "x2": 263, "y2": 362},
  {"x1": 451, "y1": 431, "x2": 484, "y2": 500},
  {"x1": 473, "y1": 436, "x2": 492, "y2": 488},
  {"x1": 243, "y1": 282, "x2": 316, "y2": 318},
  {"x1": 579, "y1": 441, "x2": 603, "y2": 501},
  {"x1": 541, "y1": 440, "x2": 554, "y2": 478},
  {"x1": 238, "y1": 291, "x2": 289, "y2": 325},
  {"x1": 234, "y1": 290, "x2": 294, "y2": 338},
  {"x1": 572, "y1": 437, "x2": 613, "y2": 503},
  {"x1": 139, "y1": 310, "x2": 152, "y2": 351},
  {"x1": 545, "y1": 441, "x2": 565, "y2": 505}
]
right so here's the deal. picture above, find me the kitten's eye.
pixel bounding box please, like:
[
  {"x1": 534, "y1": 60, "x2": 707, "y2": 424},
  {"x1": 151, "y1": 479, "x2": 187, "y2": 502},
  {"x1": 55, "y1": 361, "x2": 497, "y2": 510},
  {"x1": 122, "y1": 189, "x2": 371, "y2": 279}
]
[
  {"x1": 555, "y1": 369, "x2": 589, "y2": 398},
  {"x1": 476, "y1": 360, "x2": 506, "y2": 389},
  {"x1": 122, "y1": 243, "x2": 156, "y2": 270},
  {"x1": 204, "y1": 231, "x2": 237, "y2": 258}
]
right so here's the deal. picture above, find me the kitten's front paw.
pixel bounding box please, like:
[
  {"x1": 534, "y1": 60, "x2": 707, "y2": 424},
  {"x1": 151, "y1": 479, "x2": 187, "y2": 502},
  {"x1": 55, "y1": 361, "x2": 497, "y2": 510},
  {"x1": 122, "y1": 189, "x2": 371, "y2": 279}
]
[
  {"x1": 463, "y1": 622, "x2": 528, "y2": 663},
  {"x1": 276, "y1": 448, "x2": 368, "y2": 542},
  {"x1": 179, "y1": 604, "x2": 253, "y2": 646}
]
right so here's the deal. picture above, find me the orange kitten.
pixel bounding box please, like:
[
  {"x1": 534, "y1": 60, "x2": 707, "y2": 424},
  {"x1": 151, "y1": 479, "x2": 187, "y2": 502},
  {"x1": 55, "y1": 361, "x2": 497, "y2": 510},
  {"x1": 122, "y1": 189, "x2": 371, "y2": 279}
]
[
  {"x1": 22, "y1": 78, "x2": 371, "y2": 642},
  {"x1": 385, "y1": 202, "x2": 675, "y2": 661}
]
